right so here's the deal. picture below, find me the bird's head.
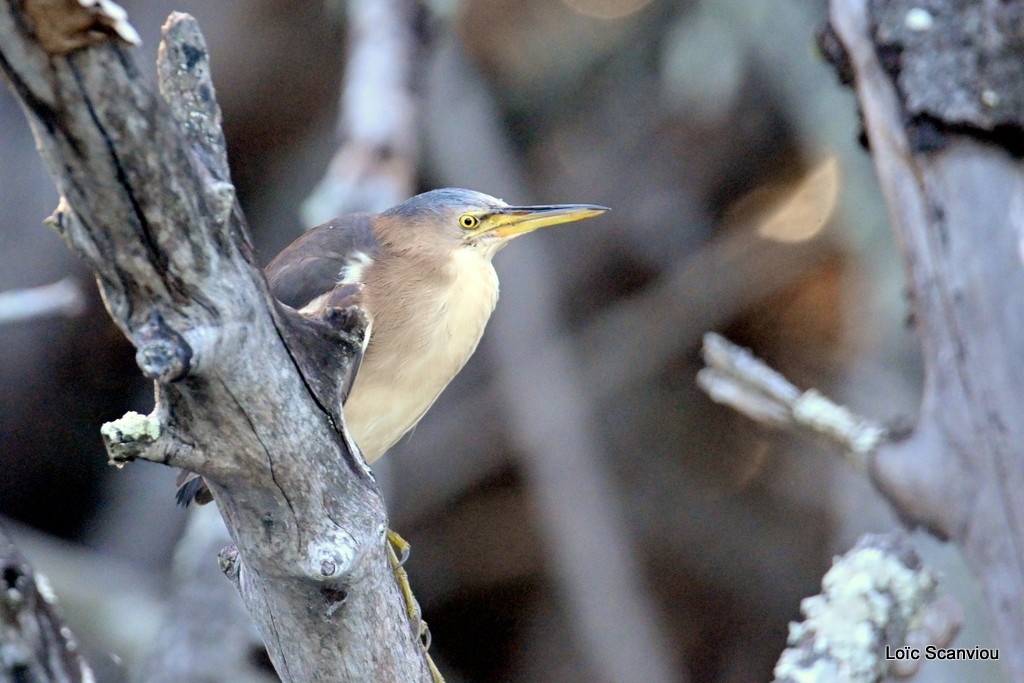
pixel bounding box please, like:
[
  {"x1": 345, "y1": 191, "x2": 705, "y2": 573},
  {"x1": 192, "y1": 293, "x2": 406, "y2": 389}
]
[{"x1": 380, "y1": 188, "x2": 607, "y2": 258}]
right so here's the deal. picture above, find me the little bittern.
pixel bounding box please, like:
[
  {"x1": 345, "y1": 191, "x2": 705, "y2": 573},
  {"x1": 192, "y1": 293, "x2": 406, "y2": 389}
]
[
  {"x1": 268, "y1": 188, "x2": 606, "y2": 462},
  {"x1": 179, "y1": 188, "x2": 605, "y2": 503},
  {"x1": 176, "y1": 188, "x2": 605, "y2": 681}
]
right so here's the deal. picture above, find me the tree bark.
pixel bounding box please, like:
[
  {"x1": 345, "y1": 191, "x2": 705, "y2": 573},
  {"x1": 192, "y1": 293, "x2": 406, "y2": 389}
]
[
  {"x1": 0, "y1": 525, "x2": 94, "y2": 683},
  {"x1": 0, "y1": 5, "x2": 431, "y2": 682},
  {"x1": 829, "y1": 0, "x2": 1024, "y2": 679}
]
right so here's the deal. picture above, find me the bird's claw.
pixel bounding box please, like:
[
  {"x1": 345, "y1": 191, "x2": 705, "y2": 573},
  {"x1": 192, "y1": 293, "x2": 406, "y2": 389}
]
[
  {"x1": 387, "y1": 529, "x2": 412, "y2": 568},
  {"x1": 386, "y1": 529, "x2": 444, "y2": 682},
  {"x1": 420, "y1": 619, "x2": 432, "y2": 650}
]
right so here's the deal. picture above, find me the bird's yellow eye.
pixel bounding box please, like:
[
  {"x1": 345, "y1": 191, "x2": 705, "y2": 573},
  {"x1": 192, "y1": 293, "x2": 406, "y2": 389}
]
[{"x1": 459, "y1": 214, "x2": 479, "y2": 230}]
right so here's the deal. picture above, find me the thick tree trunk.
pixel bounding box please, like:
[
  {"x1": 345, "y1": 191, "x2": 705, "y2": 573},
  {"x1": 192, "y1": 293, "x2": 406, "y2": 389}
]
[
  {"x1": 0, "y1": 5, "x2": 430, "y2": 681},
  {"x1": 829, "y1": 0, "x2": 1024, "y2": 679}
]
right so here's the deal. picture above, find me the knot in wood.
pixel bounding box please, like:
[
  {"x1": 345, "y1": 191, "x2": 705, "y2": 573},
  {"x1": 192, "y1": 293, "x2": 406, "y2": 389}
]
[
  {"x1": 1, "y1": 565, "x2": 25, "y2": 612},
  {"x1": 134, "y1": 311, "x2": 192, "y2": 382},
  {"x1": 309, "y1": 538, "x2": 357, "y2": 582},
  {"x1": 218, "y1": 545, "x2": 240, "y2": 581},
  {"x1": 321, "y1": 585, "x2": 348, "y2": 619}
]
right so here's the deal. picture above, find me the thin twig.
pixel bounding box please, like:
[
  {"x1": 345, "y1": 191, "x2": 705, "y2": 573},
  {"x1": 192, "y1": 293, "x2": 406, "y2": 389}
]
[{"x1": 697, "y1": 332, "x2": 887, "y2": 469}]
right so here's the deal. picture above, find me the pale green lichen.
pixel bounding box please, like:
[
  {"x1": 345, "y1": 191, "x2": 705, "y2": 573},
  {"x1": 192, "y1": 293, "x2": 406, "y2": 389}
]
[
  {"x1": 775, "y1": 544, "x2": 936, "y2": 682},
  {"x1": 792, "y1": 390, "x2": 886, "y2": 457},
  {"x1": 101, "y1": 411, "x2": 161, "y2": 443}
]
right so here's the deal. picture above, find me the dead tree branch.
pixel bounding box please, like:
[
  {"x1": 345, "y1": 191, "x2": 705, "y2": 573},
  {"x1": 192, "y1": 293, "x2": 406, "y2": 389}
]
[
  {"x1": 302, "y1": 0, "x2": 421, "y2": 222},
  {"x1": 0, "y1": 524, "x2": 93, "y2": 683},
  {"x1": 699, "y1": 1, "x2": 1024, "y2": 676},
  {"x1": 827, "y1": 0, "x2": 1024, "y2": 678},
  {"x1": 0, "y1": 5, "x2": 430, "y2": 681},
  {"x1": 774, "y1": 533, "x2": 960, "y2": 683},
  {"x1": 698, "y1": 0, "x2": 1024, "y2": 678},
  {"x1": 698, "y1": 332, "x2": 887, "y2": 468}
]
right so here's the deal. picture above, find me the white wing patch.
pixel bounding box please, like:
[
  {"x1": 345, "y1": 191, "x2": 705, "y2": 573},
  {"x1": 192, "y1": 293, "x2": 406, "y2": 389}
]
[{"x1": 339, "y1": 251, "x2": 374, "y2": 285}]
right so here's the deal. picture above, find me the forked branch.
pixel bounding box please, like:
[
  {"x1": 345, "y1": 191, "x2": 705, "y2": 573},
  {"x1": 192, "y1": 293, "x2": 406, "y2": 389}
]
[{"x1": 0, "y1": 4, "x2": 431, "y2": 681}]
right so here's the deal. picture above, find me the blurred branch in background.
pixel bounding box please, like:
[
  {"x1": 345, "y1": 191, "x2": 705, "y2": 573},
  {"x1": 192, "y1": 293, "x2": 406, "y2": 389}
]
[
  {"x1": 698, "y1": 332, "x2": 886, "y2": 467},
  {"x1": 137, "y1": 506, "x2": 275, "y2": 683},
  {"x1": 0, "y1": 277, "x2": 85, "y2": 326},
  {"x1": 424, "y1": 30, "x2": 683, "y2": 683},
  {"x1": 302, "y1": 0, "x2": 421, "y2": 222},
  {"x1": 5, "y1": 518, "x2": 161, "y2": 677},
  {"x1": 0, "y1": 524, "x2": 94, "y2": 683},
  {"x1": 580, "y1": 158, "x2": 842, "y2": 399}
]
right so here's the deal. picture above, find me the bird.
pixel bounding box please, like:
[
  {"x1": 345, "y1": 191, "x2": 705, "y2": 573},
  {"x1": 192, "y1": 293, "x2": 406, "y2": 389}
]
[
  {"x1": 177, "y1": 188, "x2": 605, "y2": 682},
  {"x1": 176, "y1": 188, "x2": 606, "y2": 503}
]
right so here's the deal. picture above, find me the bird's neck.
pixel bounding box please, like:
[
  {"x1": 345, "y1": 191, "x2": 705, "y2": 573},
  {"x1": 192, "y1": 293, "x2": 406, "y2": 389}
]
[
  {"x1": 343, "y1": 247, "x2": 499, "y2": 460},
  {"x1": 364, "y1": 246, "x2": 499, "y2": 351}
]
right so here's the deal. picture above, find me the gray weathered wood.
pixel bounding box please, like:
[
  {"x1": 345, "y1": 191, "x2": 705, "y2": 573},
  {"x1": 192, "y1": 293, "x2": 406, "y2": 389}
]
[
  {"x1": 830, "y1": 0, "x2": 1024, "y2": 679},
  {"x1": 0, "y1": 5, "x2": 431, "y2": 681},
  {"x1": 0, "y1": 525, "x2": 94, "y2": 683}
]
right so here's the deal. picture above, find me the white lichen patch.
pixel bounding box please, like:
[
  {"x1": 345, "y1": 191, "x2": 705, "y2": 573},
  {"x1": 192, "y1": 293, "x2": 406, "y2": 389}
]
[
  {"x1": 101, "y1": 411, "x2": 161, "y2": 443},
  {"x1": 904, "y1": 8, "x2": 934, "y2": 32},
  {"x1": 776, "y1": 544, "x2": 936, "y2": 682},
  {"x1": 774, "y1": 652, "x2": 840, "y2": 683},
  {"x1": 792, "y1": 389, "x2": 885, "y2": 457},
  {"x1": 981, "y1": 89, "x2": 1001, "y2": 108},
  {"x1": 34, "y1": 571, "x2": 58, "y2": 605}
]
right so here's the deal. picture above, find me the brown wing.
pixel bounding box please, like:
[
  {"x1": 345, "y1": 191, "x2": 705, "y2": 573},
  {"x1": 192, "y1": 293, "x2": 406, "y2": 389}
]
[
  {"x1": 267, "y1": 213, "x2": 376, "y2": 401},
  {"x1": 265, "y1": 214, "x2": 380, "y2": 309},
  {"x1": 175, "y1": 471, "x2": 211, "y2": 506}
]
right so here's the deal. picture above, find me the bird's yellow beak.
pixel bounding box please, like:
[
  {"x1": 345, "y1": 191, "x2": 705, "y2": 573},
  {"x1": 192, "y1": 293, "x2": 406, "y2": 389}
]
[{"x1": 470, "y1": 204, "x2": 608, "y2": 240}]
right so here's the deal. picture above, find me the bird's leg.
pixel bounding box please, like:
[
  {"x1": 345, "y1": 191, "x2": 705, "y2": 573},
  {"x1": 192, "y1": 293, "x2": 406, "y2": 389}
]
[
  {"x1": 387, "y1": 530, "x2": 444, "y2": 683},
  {"x1": 386, "y1": 531, "x2": 420, "y2": 629}
]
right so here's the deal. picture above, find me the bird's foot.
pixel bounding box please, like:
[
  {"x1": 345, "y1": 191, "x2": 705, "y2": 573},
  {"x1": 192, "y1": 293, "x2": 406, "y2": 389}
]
[
  {"x1": 388, "y1": 528, "x2": 412, "y2": 567},
  {"x1": 387, "y1": 530, "x2": 445, "y2": 683}
]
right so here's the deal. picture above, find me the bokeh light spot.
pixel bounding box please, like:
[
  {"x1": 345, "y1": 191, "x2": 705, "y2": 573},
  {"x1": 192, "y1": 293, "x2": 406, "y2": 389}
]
[
  {"x1": 758, "y1": 157, "x2": 840, "y2": 243},
  {"x1": 561, "y1": 0, "x2": 654, "y2": 20}
]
